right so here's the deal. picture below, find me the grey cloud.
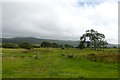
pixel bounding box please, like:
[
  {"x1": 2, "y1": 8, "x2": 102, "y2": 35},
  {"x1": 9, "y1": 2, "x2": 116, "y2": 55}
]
[
  {"x1": 2, "y1": 2, "x2": 74, "y2": 40},
  {"x1": 2, "y1": 1, "x2": 118, "y2": 43}
]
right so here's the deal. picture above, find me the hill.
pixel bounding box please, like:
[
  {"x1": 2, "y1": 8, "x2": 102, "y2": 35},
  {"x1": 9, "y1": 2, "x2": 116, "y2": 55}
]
[
  {"x1": 1, "y1": 37, "x2": 79, "y2": 47},
  {"x1": 0, "y1": 37, "x2": 118, "y2": 47}
]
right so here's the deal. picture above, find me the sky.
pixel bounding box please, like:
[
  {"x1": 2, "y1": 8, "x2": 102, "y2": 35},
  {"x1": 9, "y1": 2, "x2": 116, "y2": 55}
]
[{"x1": 1, "y1": 0, "x2": 119, "y2": 44}]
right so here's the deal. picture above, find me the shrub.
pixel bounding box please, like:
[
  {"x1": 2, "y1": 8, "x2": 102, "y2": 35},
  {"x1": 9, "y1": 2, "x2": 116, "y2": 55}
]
[
  {"x1": 19, "y1": 42, "x2": 34, "y2": 50},
  {"x1": 51, "y1": 42, "x2": 59, "y2": 48},
  {"x1": 65, "y1": 44, "x2": 73, "y2": 48},
  {"x1": 61, "y1": 47, "x2": 65, "y2": 50},
  {"x1": 2, "y1": 43, "x2": 18, "y2": 48},
  {"x1": 41, "y1": 42, "x2": 52, "y2": 48},
  {"x1": 32, "y1": 45, "x2": 40, "y2": 48}
]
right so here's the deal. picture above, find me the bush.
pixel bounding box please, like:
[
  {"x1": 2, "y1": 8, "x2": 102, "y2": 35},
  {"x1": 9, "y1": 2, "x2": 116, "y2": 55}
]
[
  {"x1": 51, "y1": 43, "x2": 59, "y2": 48},
  {"x1": 41, "y1": 42, "x2": 60, "y2": 48},
  {"x1": 61, "y1": 47, "x2": 65, "y2": 50},
  {"x1": 19, "y1": 42, "x2": 34, "y2": 50},
  {"x1": 41, "y1": 42, "x2": 52, "y2": 48},
  {"x1": 2, "y1": 43, "x2": 18, "y2": 48},
  {"x1": 32, "y1": 45, "x2": 40, "y2": 48},
  {"x1": 65, "y1": 44, "x2": 73, "y2": 48}
]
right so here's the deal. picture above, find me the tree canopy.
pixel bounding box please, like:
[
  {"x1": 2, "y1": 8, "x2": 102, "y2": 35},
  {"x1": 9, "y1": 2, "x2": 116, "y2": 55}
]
[
  {"x1": 80, "y1": 29, "x2": 108, "y2": 49},
  {"x1": 41, "y1": 42, "x2": 60, "y2": 48},
  {"x1": 2, "y1": 43, "x2": 18, "y2": 48},
  {"x1": 19, "y1": 42, "x2": 34, "y2": 50},
  {"x1": 64, "y1": 44, "x2": 73, "y2": 48}
]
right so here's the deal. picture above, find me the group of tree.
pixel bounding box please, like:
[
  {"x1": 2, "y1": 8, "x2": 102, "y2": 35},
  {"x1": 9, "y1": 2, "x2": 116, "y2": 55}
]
[
  {"x1": 64, "y1": 44, "x2": 73, "y2": 48},
  {"x1": 78, "y1": 29, "x2": 108, "y2": 50},
  {"x1": 1, "y1": 29, "x2": 108, "y2": 50},
  {"x1": 2, "y1": 43, "x2": 19, "y2": 48},
  {"x1": 40, "y1": 41, "x2": 73, "y2": 48},
  {"x1": 2, "y1": 41, "x2": 74, "y2": 49},
  {"x1": 18, "y1": 42, "x2": 34, "y2": 50},
  {"x1": 2, "y1": 42, "x2": 35, "y2": 50},
  {"x1": 41, "y1": 42, "x2": 59, "y2": 48}
]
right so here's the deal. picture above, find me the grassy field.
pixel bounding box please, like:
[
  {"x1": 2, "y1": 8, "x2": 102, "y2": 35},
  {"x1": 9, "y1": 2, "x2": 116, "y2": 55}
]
[{"x1": 2, "y1": 48, "x2": 119, "y2": 78}]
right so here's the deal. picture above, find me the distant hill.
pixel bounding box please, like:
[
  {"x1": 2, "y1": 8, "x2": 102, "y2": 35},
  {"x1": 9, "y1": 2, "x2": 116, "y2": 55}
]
[
  {"x1": 0, "y1": 37, "x2": 118, "y2": 47},
  {"x1": 1, "y1": 37, "x2": 80, "y2": 47},
  {"x1": 107, "y1": 43, "x2": 119, "y2": 48}
]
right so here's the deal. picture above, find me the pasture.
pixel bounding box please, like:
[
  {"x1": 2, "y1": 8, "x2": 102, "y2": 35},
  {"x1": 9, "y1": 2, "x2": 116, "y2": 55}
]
[{"x1": 2, "y1": 48, "x2": 119, "y2": 78}]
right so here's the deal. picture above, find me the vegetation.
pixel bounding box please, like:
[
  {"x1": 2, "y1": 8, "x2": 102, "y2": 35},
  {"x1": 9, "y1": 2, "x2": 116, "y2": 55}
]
[
  {"x1": 2, "y1": 43, "x2": 19, "y2": 48},
  {"x1": 80, "y1": 29, "x2": 108, "y2": 49},
  {"x1": 41, "y1": 42, "x2": 52, "y2": 48},
  {"x1": 2, "y1": 37, "x2": 80, "y2": 47},
  {"x1": 52, "y1": 42, "x2": 59, "y2": 48},
  {"x1": 1, "y1": 29, "x2": 119, "y2": 78},
  {"x1": 19, "y1": 42, "x2": 34, "y2": 50},
  {"x1": 41, "y1": 42, "x2": 61, "y2": 48},
  {"x1": 2, "y1": 48, "x2": 118, "y2": 78},
  {"x1": 64, "y1": 44, "x2": 73, "y2": 48},
  {"x1": 77, "y1": 41, "x2": 85, "y2": 49}
]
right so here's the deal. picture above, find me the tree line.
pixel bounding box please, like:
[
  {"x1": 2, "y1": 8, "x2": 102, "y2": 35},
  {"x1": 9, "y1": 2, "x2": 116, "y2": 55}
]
[{"x1": 1, "y1": 42, "x2": 73, "y2": 49}]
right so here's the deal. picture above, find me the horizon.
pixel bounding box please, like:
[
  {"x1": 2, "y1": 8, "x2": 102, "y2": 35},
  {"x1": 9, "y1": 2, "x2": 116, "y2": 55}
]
[{"x1": 1, "y1": 36, "x2": 119, "y2": 45}]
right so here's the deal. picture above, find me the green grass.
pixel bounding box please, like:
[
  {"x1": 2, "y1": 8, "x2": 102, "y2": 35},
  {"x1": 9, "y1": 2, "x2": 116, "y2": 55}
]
[{"x1": 2, "y1": 48, "x2": 119, "y2": 78}]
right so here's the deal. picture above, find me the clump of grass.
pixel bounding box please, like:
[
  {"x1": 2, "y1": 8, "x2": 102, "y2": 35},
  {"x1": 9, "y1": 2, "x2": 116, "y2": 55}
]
[
  {"x1": 68, "y1": 54, "x2": 74, "y2": 58},
  {"x1": 61, "y1": 53, "x2": 65, "y2": 56},
  {"x1": 78, "y1": 76, "x2": 85, "y2": 79},
  {"x1": 31, "y1": 49, "x2": 53, "y2": 53},
  {"x1": 22, "y1": 51, "x2": 28, "y2": 53},
  {"x1": 20, "y1": 56, "x2": 25, "y2": 59},
  {"x1": 86, "y1": 53, "x2": 119, "y2": 63}
]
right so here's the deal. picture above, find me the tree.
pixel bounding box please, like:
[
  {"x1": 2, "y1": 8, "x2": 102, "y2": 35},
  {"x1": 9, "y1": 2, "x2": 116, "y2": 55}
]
[
  {"x1": 97, "y1": 40, "x2": 108, "y2": 48},
  {"x1": 2, "y1": 43, "x2": 18, "y2": 48},
  {"x1": 19, "y1": 42, "x2": 34, "y2": 50},
  {"x1": 51, "y1": 42, "x2": 59, "y2": 48},
  {"x1": 59, "y1": 45, "x2": 63, "y2": 48},
  {"x1": 32, "y1": 45, "x2": 40, "y2": 48},
  {"x1": 64, "y1": 44, "x2": 73, "y2": 48},
  {"x1": 41, "y1": 42, "x2": 51, "y2": 48},
  {"x1": 113, "y1": 46, "x2": 117, "y2": 48},
  {"x1": 77, "y1": 41, "x2": 85, "y2": 49},
  {"x1": 80, "y1": 29, "x2": 107, "y2": 50},
  {"x1": 86, "y1": 41, "x2": 91, "y2": 48}
]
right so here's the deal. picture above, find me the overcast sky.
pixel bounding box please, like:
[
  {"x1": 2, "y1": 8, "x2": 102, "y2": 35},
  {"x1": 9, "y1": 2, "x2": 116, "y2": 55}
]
[{"x1": 1, "y1": 0, "x2": 119, "y2": 44}]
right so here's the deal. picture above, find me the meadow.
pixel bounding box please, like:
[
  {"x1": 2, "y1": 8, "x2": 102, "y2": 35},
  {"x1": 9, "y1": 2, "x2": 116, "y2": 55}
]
[{"x1": 2, "y1": 48, "x2": 119, "y2": 78}]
